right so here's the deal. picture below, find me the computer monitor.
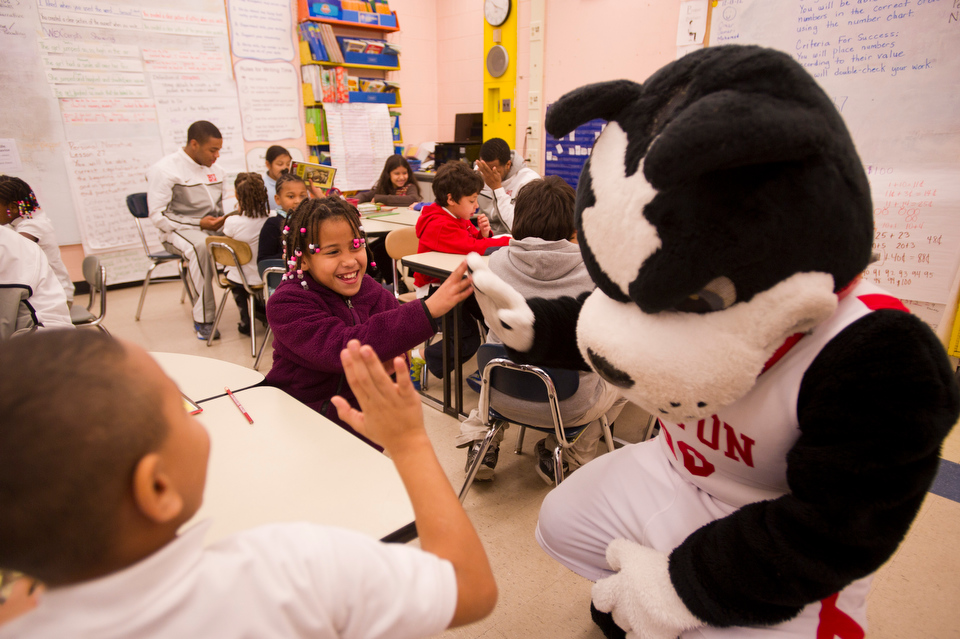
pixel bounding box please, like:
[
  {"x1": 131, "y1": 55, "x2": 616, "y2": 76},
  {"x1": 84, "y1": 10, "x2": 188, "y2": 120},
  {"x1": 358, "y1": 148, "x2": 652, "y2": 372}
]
[{"x1": 454, "y1": 112, "x2": 483, "y2": 143}]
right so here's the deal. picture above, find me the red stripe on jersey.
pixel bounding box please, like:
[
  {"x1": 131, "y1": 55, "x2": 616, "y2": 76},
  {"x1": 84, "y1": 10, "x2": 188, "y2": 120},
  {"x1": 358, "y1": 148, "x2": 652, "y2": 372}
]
[
  {"x1": 817, "y1": 593, "x2": 864, "y2": 639},
  {"x1": 761, "y1": 332, "x2": 805, "y2": 374},
  {"x1": 857, "y1": 294, "x2": 909, "y2": 313}
]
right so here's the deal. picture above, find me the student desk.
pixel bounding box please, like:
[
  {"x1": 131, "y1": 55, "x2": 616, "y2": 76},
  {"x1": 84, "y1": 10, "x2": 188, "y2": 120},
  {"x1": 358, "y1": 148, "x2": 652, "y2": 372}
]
[
  {"x1": 400, "y1": 252, "x2": 490, "y2": 418},
  {"x1": 151, "y1": 351, "x2": 264, "y2": 403},
  {"x1": 185, "y1": 385, "x2": 417, "y2": 544}
]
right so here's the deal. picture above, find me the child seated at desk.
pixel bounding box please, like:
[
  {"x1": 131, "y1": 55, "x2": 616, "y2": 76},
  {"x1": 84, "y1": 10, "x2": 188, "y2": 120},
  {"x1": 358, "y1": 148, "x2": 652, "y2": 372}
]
[
  {"x1": 414, "y1": 161, "x2": 510, "y2": 378},
  {"x1": 458, "y1": 177, "x2": 626, "y2": 483},
  {"x1": 222, "y1": 173, "x2": 270, "y2": 336},
  {"x1": 357, "y1": 155, "x2": 422, "y2": 208},
  {"x1": 0, "y1": 176, "x2": 74, "y2": 306},
  {"x1": 0, "y1": 330, "x2": 496, "y2": 638},
  {"x1": 258, "y1": 172, "x2": 309, "y2": 264},
  {"x1": 264, "y1": 196, "x2": 474, "y2": 447}
]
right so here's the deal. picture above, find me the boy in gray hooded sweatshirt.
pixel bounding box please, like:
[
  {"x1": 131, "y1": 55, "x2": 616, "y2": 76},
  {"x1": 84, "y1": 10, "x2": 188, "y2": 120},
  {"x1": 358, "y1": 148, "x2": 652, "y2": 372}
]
[{"x1": 457, "y1": 176, "x2": 626, "y2": 484}]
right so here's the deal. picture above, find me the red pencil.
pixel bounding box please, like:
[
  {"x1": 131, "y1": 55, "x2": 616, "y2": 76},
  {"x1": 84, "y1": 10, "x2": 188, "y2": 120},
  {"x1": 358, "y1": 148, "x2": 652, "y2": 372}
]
[{"x1": 224, "y1": 387, "x2": 254, "y2": 424}]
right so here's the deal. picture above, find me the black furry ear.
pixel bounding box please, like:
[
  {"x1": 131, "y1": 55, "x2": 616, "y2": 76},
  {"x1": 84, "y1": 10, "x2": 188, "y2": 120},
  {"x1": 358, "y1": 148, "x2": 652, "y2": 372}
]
[
  {"x1": 644, "y1": 90, "x2": 837, "y2": 188},
  {"x1": 545, "y1": 80, "x2": 643, "y2": 138}
]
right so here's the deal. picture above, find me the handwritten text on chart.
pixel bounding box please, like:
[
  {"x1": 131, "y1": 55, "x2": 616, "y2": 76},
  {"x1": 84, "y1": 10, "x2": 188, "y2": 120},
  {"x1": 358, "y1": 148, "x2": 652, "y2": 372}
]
[
  {"x1": 712, "y1": 0, "x2": 940, "y2": 79},
  {"x1": 141, "y1": 8, "x2": 225, "y2": 25},
  {"x1": 38, "y1": 8, "x2": 140, "y2": 30},
  {"x1": 60, "y1": 98, "x2": 156, "y2": 110},
  {"x1": 141, "y1": 48, "x2": 226, "y2": 73},
  {"x1": 53, "y1": 84, "x2": 150, "y2": 98},
  {"x1": 38, "y1": 39, "x2": 139, "y2": 57},
  {"x1": 47, "y1": 68, "x2": 145, "y2": 85},
  {"x1": 228, "y1": 0, "x2": 295, "y2": 61},
  {"x1": 149, "y1": 72, "x2": 234, "y2": 97},
  {"x1": 234, "y1": 60, "x2": 302, "y2": 141},
  {"x1": 37, "y1": 0, "x2": 141, "y2": 19},
  {"x1": 65, "y1": 138, "x2": 163, "y2": 251},
  {"x1": 862, "y1": 167, "x2": 960, "y2": 301},
  {"x1": 61, "y1": 111, "x2": 157, "y2": 124},
  {"x1": 42, "y1": 53, "x2": 143, "y2": 73},
  {"x1": 141, "y1": 20, "x2": 226, "y2": 37}
]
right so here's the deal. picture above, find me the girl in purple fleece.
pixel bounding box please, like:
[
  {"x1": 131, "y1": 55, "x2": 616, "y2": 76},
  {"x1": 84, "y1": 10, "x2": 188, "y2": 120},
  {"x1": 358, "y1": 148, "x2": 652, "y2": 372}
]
[{"x1": 264, "y1": 197, "x2": 473, "y2": 448}]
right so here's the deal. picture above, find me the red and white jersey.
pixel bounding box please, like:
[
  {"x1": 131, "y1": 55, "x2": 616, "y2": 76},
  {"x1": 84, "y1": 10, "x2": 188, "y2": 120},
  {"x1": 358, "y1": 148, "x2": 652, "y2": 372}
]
[{"x1": 658, "y1": 279, "x2": 905, "y2": 508}]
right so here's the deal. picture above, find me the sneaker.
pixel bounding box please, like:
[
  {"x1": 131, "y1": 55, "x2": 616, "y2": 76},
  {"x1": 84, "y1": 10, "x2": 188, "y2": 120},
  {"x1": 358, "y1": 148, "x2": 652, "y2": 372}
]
[
  {"x1": 409, "y1": 357, "x2": 425, "y2": 390},
  {"x1": 237, "y1": 322, "x2": 251, "y2": 336},
  {"x1": 195, "y1": 322, "x2": 221, "y2": 341},
  {"x1": 466, "y1": 370, "x2": 482, "y2": 393},
  {"x1": 465, "y1": 440, "x2": 499, "y2": 482},
  {"x1": 535, "y1": 438, "x2": 568, "y2": 486}
]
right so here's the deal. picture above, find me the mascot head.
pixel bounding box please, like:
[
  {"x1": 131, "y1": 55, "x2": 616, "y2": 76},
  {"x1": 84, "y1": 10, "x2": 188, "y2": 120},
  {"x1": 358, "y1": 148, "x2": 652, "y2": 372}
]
[{"x1": 545, "y1": 45, "x2": 874, "y2": 422}]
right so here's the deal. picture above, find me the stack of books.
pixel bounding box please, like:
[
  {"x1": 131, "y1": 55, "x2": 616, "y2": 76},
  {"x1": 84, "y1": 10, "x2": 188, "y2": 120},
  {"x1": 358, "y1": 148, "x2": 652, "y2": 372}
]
[{"x1": 299, "y1": 22, "x2": 344, "y2": 63}]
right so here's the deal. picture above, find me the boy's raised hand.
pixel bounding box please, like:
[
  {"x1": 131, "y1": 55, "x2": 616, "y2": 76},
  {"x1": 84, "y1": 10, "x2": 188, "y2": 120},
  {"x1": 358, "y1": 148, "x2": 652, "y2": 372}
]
[
  {"x1": 331, "y1": 340, "x2": 426, "y2": 454},
  {"x1": 424, "y1": 259, "x2": 474, "y2": 319}
]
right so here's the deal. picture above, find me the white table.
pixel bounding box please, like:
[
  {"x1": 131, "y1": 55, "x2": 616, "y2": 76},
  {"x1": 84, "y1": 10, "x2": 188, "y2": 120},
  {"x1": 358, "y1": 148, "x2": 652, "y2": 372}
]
[
  {"x1": 400, "y1": 252, "x2": 490, "y2": 417},
  {"x1": 361, "y1": 208, "x2": 420, "y2": 227},
  {"x1": 151, "y1": 352, "x2": 264, "y2": 403},
  {"x1": 184, "y1": 386, "x2": 416, "y2": 544}
]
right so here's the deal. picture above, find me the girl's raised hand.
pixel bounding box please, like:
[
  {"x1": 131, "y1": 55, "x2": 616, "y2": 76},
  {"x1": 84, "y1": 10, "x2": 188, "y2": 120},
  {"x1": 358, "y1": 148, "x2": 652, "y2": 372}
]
[
  {"x1": 424, "y1": 259, "x2": 474, "y2": 319},
  {"x1": 331, "y1": 340, "x2": 425, "y2": 453}
]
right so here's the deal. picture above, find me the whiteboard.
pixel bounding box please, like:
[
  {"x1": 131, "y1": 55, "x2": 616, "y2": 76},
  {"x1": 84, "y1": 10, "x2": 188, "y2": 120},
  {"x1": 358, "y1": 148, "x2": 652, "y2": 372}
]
[{"x1": 709, "y1": 0, "x2": 960, "y2": 306}]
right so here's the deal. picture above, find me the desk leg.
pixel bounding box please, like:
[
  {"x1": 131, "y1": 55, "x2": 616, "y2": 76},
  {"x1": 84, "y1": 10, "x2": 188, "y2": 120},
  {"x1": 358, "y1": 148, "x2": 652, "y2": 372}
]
[
  {"x1": 453, "y1": 302, "x2": 463, "y2": 416},
  {"x1": 441, "y1": 310, "x2": 453, "y2": 415}
]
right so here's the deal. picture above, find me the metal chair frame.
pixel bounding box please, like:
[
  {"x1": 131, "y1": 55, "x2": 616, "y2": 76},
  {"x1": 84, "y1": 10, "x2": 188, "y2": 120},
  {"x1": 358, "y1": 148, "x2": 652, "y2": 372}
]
[
  {"x1": 205, "y1": 237, "x2": 264, "y2": 357},
  {"x1": 126, "y1": 192, "x2": 195, "y2": 320},
  {"x1": 70, "y1": 255, "x2": 109, "y2": 334},
  {"x1": 458, "y1": 353, "x2": 616, "y2": 503},
  {"x1": 253, "y1": 263, "x2": 287, "y2": 371}
]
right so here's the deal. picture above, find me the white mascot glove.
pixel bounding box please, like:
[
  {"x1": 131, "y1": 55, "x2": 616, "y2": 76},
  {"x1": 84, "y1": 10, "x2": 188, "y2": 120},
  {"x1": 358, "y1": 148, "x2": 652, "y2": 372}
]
[
  {"x1": 466, "y1": 252, "x2": 535, "y2": 352},
  {"x1": 592, "y1": 539, "x2": 704, "y2": 639}
]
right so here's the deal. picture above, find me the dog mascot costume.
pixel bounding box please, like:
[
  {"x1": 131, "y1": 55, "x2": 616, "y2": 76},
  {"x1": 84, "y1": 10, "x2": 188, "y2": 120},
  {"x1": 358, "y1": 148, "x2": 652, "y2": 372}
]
[{"x1": 467, "y1": 45, "x2": 959, "y2": 638}]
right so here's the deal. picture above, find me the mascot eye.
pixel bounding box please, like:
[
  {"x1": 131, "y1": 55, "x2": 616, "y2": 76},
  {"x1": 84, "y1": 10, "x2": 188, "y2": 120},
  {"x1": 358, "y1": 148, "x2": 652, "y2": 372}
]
[{"x1": 672, "y1": 276, "x2": 737, "y2": 314}]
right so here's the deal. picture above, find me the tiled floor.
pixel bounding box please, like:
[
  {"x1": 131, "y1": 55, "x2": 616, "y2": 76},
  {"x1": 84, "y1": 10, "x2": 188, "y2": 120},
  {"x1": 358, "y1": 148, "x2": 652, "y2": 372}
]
[{"x1": 100, "y1": 279, "x2": 960, "y2": 638}]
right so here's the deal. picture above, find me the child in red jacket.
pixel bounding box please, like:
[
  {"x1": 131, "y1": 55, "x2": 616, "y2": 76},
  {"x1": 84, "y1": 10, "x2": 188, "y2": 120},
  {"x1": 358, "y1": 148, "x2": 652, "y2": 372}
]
[{"x1": 414, "y1": 161, "x2": 510, "y2": 378}]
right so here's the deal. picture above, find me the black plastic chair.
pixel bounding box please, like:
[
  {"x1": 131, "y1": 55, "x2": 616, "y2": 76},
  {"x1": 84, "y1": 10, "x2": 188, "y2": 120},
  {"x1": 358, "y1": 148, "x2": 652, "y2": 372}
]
[
  {"x1": 253, "y1": 259, "x2": 286, "y2": 370},
  {"x1": 126, "y1": 193, "x2": 195, "y2": 320}
]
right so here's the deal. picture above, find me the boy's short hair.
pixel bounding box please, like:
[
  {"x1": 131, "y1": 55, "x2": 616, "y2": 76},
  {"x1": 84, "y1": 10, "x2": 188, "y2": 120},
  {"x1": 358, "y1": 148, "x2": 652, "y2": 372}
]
[
  {"x1": 187, "y1": 120, "x2": 222, "y2": 144},
  {"x1": 479, "y1": 138, "x2": 511, "y2": 165},
  {"x1": 432, "y1": 161, "x2": 483, "y2": 206},
  {"x1": 0, "y1": 331, "x2": 167, "y2": 583},
  {"x1": 511, "y1": 175, "x2": 577, "y2": 242}
]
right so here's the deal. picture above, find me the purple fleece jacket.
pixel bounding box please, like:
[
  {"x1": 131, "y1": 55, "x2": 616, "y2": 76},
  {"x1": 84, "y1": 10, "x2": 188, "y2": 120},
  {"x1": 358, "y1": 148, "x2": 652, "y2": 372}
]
[{"x1": 264, "y1": 273, "x2": 438, "y2": 447}]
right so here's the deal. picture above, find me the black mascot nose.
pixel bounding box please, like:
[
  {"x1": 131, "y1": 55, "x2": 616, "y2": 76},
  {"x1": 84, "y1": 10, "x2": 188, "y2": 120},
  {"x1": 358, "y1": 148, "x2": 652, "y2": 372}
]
[{"x1": 586, "y1": 349, "x2": 635, "y2": 389}]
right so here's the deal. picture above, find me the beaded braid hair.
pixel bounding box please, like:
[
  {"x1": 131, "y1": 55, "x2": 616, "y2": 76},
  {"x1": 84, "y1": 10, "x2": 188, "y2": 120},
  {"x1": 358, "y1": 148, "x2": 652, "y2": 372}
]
[
  {"x1": 234, "y1": 172, "x2": 269, "y2": 219},
  {"x1": 281, "y1": 196, "x2": 375, "y2": 290},
  {"x1": 0, "y1": 176, "x2": 41, "y2": 220}
]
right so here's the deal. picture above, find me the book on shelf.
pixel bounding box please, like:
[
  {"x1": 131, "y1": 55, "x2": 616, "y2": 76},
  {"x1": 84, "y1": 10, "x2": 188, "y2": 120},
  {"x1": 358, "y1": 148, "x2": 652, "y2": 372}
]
[
  {"x1": 299, "y1": 23, "x2": 328, "y2": 62},
  {"x1": 319, "y1": 23, "x2": 343, "y2": 63}
]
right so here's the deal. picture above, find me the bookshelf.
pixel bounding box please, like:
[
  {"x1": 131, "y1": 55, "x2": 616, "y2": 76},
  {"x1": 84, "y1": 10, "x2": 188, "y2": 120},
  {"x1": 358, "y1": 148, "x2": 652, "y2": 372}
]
[{"x1": 297, "y1": 1, "x2": 403, "y2": 163}]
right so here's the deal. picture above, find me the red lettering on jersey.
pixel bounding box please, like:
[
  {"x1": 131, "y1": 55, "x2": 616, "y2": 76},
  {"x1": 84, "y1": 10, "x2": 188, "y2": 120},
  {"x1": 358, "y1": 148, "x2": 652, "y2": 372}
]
[
  {"x1": 661, "y1": 423, "x2": 678, "y2": 459},
  {"x1": 697, "y1": 416, "x2": 722, "y2": 451},
  {"x1": 817, "y1": 593, "x2": 864, "y2": 639},
  {"x1": 677, "y1": 441, "x2": 716, "y2": 477},
  {"x1": 207, "y1": 174, "x2": 216, "y2": 182},
  {"x1": 857, "y1": 294, "x2": 908, "y2": 313},
  {"x1": 723, "y1": 424, "x2": 755, "y2": 467}
]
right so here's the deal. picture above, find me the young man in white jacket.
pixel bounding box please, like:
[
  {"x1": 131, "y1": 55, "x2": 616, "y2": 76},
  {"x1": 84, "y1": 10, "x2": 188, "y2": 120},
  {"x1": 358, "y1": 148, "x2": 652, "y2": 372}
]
[
  {"x1": 475, "y1": 137, "x2": 539, "y2": 236},
  {"x1": 146, "y1": 120, "x2": 226, "y2": 340}
]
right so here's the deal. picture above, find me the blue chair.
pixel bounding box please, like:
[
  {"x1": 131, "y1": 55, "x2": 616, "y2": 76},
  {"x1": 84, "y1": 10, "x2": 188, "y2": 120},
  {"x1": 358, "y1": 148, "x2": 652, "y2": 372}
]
[
  {"x1": 126, "y1": 192, "x2": 195, "y2": 320},
  {"x1": 458, "y1": 343, "x2": 616, "y2": 502},
  {"x1": 253, "y1": 259, "x2": 286, "y2": 370}
]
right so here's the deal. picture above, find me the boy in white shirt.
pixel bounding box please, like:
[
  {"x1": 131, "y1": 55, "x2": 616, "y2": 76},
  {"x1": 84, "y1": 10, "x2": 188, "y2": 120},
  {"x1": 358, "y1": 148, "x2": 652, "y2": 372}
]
[{"x1": 0, "y1": 331, "x2": 497, "y2": 638}]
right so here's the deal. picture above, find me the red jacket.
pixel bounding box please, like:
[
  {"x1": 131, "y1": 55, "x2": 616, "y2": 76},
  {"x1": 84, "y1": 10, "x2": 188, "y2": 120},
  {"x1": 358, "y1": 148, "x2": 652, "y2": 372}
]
[{"x1": 413, "y1": 203, "x2": 510, "y2": 287}]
